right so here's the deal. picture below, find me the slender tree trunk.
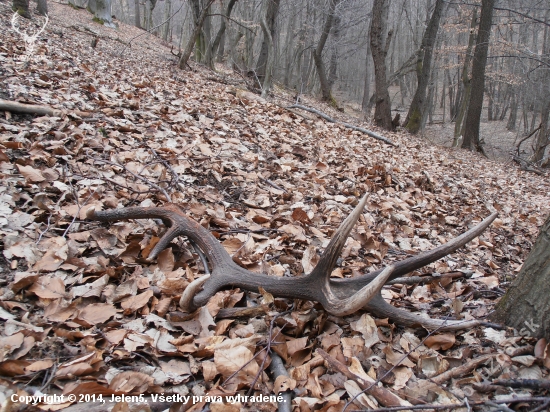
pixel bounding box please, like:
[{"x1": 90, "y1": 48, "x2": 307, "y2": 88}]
[
  {"x1": 361, "y1": 32, "x2": 372, "y2": 114},
  {"x1": 161, "y1": 0, "x2": 171, "y2": 40},
  {"x1": 461, "y1": 0, "x2": 495, "y2": 153},
  {"x1": 370, "y1": 0, "x2": 393, "y2": 131},
  {"x1": 179, "y1": 0, "x2": 215, "y2": 69},
  {"x1": 492, "y1": 214, "x2": 550, "y2": 340},
  {"x1": 259, "y1": 12, "x2": 274, "y2": 98},
  {"x1": 211, "y1": 0, "x2": 238, "y2": 63},
  {"x1": 256, "y1": 0, "x2": 281, "y2": 87},
  {"x1": 134, "y1": 0, "x2": 141, "y2": 28},
  {"x1": 327, "y1": 13, "x2": 341, "y2": 90},
  {"x1": 404, "y1": 0, "x2": 445, "y2": 134},
  {"x1": 312, "y1": 0, "x2": 340, "y2": 103}
]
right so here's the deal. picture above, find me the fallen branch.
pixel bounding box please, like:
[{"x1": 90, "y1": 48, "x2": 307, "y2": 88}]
[
  {"x1": 429, "y1": 354, "x2": 493, "y2": 385},
  {"x1": 357, "y1": 397, "x2": 550, "y2": 412},
  {"x1": 270, "y1": 352, "x2": 292, "y2": 412},
  {"x1": 0, "y1": 99, "x2": 62, "y2": 117},
  {"x1": 287, "y1": 104, "x2": 397, "y2": 147},
  {"x1": 493, "y1": 379, "x2": 550, "y2": 390},
  {"x1": 317, "y1": 349, "x2": 411, "y2": 407},
  {"x1": 0, "y1": 99, "x2": 94, "y2": 118}
]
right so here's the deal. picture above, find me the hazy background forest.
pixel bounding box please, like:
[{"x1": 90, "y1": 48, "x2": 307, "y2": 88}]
[{"x1": 78, "y1": 0, "x2": 550, "y2": 167}]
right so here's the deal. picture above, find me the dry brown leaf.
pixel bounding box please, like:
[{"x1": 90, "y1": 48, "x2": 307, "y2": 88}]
[
  {"x1": 75, "y1": 303, "x2": 117, "y2": 326},
  {"x1": 28, "y1": 276, "x2": 66, "y2": 299},
  {"x1": 424, "y1": 334, "x2": 456, "y2": 351},
  {"x1": 17, "y1": 165, "x2": 45, "y2": 183},
  {"x1": 109, "y1": 371, "x2": 154, "y2": 393},
  {"x1": 121, "y1": 289, "x2": 154, "y2": 312}
]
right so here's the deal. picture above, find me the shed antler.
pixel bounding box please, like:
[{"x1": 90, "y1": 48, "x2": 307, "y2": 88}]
[{"x1": 88, "y1": 195, "x2": 497, "y2": 331}]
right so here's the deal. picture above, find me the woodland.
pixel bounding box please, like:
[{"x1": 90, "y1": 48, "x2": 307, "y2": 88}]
[{"x1": 0, "y1": 0, "x2": 550, "y2": 411}]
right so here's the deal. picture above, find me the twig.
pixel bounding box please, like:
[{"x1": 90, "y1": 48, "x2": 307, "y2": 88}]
[
  {"x1": 259, "y1": 177, "x2": 288, "y2": 193},
  {"x1": 492, "y1": 379, "x2": 550, "y2": 390},
  {"x1": 91, "y1": 155, "x2": 172, "y2": 201},
  {"x1": 269, "y1": 352, "x2": 292, "y2": 412},
  {"x1": 429, "y1": 354, "x2": 494, "y2": 385},
  {"x1": 246, "y1": 309, "x2": 293, "y2": 396}
]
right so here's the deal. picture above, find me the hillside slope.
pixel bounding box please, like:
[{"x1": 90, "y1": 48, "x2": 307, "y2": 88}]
[{"x1": 1, "y1": 2, "x2": 550, "y2": 411}]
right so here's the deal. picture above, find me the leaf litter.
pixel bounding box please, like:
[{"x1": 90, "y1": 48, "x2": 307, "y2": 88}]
[{"x1": 1, "y1": 2, "x2": 550, "y2": 411}]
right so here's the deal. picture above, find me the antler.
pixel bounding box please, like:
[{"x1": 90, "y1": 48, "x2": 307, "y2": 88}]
[
  {"x1": 88, "y1": 195, "x2": 497, "y2": 330},
  {"x1": 11, "y1": 12, "x2": 49, "y2": 59}
]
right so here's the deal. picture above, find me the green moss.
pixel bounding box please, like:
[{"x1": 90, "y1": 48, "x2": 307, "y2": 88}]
[
  {"x1": 405, "y1": 108, "x2": 421, "y2": 134},
  {"x1": 92, "y1": 16, "x2": 105, "y2": 24}
]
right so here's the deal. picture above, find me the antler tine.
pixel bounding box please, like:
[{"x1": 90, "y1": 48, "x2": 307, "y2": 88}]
[
  {"x1": 365, "y1": 294, "x2": 483, "y2": 331},
  {"x1": 328, "y1": 212, "x2": 499, "y2": 297},
  {"x1": 309, "y1": 193, "x2": 369, "y2": 281},
  {"x1": 322, "y1": 265, "x2": 395, "y2": 316},
  {"x1": 87, "y1": 205, "x2": 230, "y2": 265}
]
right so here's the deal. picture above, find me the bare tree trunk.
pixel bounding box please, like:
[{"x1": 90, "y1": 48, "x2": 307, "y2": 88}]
[
  {"x1": 328, "y1": 13, "x2": 341, "y2": 90},
  {"x1": 453, "y1": 7, "x2": 477, "y2": 146},
  {"x1": 89, "y1": 0, "x2": 113, "y2": 26},
  {"x1": 462, "y1": 0, "x2": 495, "y2": 153},
  {"x1": 179, "y1": 0, "x2": 215, "y2": 69},
  {"x1": 259, "y1": 12, "x2": 274, "y2": 98},
  {"x1": 404, "y1": 0, "x2": 445, "y2": 134},
  {"x1": 13, "y1": 0, "x2": 30, "y2": 18},
  {"x1": 532, "y1": 14, "x2": 550, "y2": 166},
  {"x1": 361, "y1": 33, "x2": 372, "y2": 114},
  {"x1": 161, "y1": 0, "x2": 171, "y2": 40},
  {"x1": 134, "y1": 0, "x2": 141, "y2": 28},
  {"x1": 492, "y1": 214, "x2": 550, "y2": 340},
  {"x1": 37, "y1": 0, "x2": 48, "y2": 16},
  {"x1": 313, "y1": 0, "x2": 340, "y2": 103},
  {"x1": 370, "y1": 0, "x2": 393, "y2": 131},
  {"x1": 211, "y1": 0, "x2": 238, "y2": 62},
  {"x1": 256, "y1": 0, "x2": 280, "y2": 87}
]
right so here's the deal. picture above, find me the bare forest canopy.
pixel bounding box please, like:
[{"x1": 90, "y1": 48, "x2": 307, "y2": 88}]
[{"x1": 1, "y1": 0, "x2": 550, "y2": 411}]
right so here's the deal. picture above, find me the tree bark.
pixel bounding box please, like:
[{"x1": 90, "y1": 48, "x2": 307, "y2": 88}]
[
  {"x1": 178, "y1": 0, "x2": 215, "y2": 69},
  {"x1": 134, "y1": 0, "x2": 141, "y2": 28},
  {"x1": 492, "y1": 214, "x2": 550, "y2": 340},
  {"x1": 404, "y1": 0, "x2": 445, "y2": 134},
  {"x1": 37, "y1": 0, "x2": 48, "y2": 16},
  {"x1": 12, "y1": 0, "x2": 30, "y2": 18},
  {"x1": 211, "y1": 0, "x2": 238, "y2": 63},
  {"x1": 461, "y1": 0, "x2": 495, "y2": 152},
  {"x1": 370, "y1": 0, "x2": 393, "y2": 131},
  {"x1": 259, "y1": 12, "x2": 274, "y2": 98},
  {"x1": 256, "y1": 0, "x2": 280, "y2": 87},
  {"x1": 89, "y1": 0, "x2": 113, "y2": 26},
  {"x1": 312, "y1": 0, "x2": 340, "y2": 103},
  {"x1": 453, "y1": 7, "x2": 477, "y2": 146}
]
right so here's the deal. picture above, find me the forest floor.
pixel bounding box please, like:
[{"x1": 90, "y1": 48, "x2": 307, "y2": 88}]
[{"x1": 1, "y1": 1, "x2": 550, "y2": 412}]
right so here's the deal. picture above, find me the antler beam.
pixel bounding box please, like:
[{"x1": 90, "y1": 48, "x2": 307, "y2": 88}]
[{"x1": 88, "y1": 196, "x2": 497, "y2": 330}]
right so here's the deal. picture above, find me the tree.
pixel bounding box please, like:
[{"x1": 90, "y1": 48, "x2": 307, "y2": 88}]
[
  {"x1": 210, "y1": 0, "x2": 239, "y2": 62},
  {"x1": 179, "y1": 0, "x2": 215, "y2": 69},
  {"x1": 312, "y1": 0, "x2": 341, "y2": 103},
  {"x1": 134, "y1": 0, "x2": 141, "y2": 29},
  {"x1": 89, "y1": 0, "x2": 114, "y2": 26},
  {"x1": 256, "y1": 0, "x2": 281, "y2": 89},
  {"x1": 404, "y1": 0, "x2": 445, "y2": 134},
  {"x1": 370, "y1": 0, "x2": 393, "y2": 130},
  {"x1": 461, "y1": 0, "x2": 495, "y2": 152},
  {"x1": 12, "y1": 0, "x2": 30, "y2": 18},
  {"x1": 452, "y1": 7, "x2": 477, "y2": 146},
  {"x1": 37, "y1": 0, "x2": 48, "y2": 16},
  {"x1": 492, "y1": 214, "x2": 550, "y2": 339}
]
